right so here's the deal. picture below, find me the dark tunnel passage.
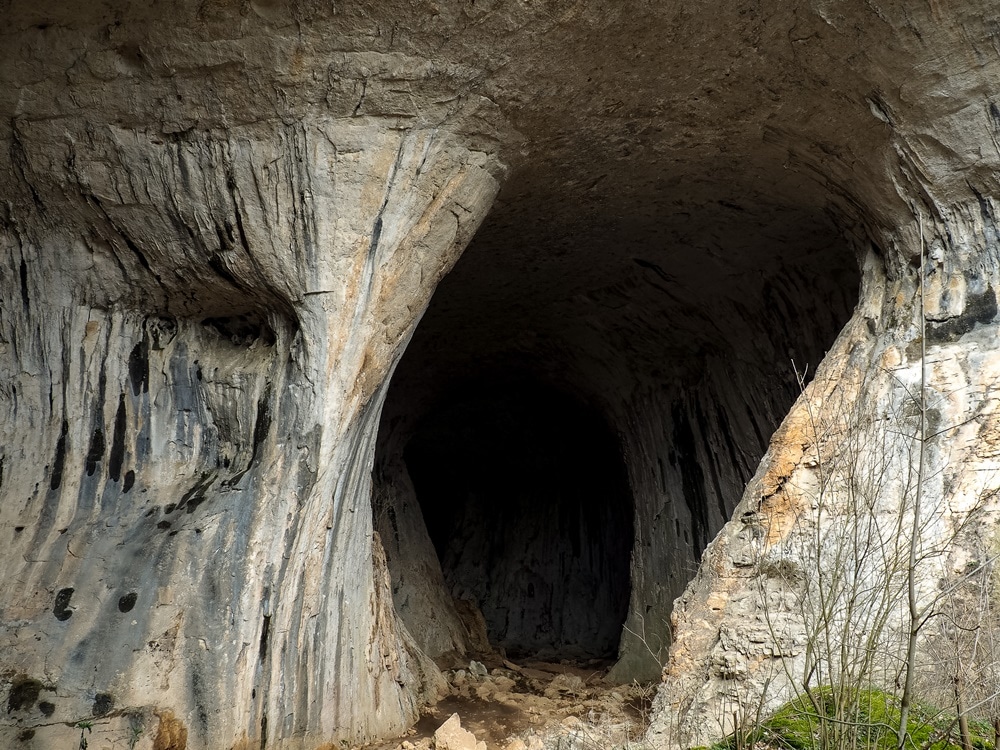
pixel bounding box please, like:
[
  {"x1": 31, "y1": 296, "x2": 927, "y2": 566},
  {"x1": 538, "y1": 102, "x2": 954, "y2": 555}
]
[
  {"x1": 404, "y1": 377, "x2": 634, "y2": 659},
  {"x1": 372, "y1": 155, "x2": 863, "y2": 679}
]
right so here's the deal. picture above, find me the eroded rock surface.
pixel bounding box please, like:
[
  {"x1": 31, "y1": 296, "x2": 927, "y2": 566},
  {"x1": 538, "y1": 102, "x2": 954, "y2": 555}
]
[
  {"x1": 3, "y1": 0, "x2": 1000, "y2": 748},
  {"x1": 0, "y1": 5, "x2": 504, "y2": 746}
]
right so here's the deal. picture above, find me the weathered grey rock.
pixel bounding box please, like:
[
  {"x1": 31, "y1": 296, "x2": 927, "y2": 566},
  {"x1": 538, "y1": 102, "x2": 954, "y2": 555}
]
[
  {"x1": 649, "y1": 210, "x2": 1000, "y2": 746},
  {"x1": 0, "y1": 6, "x2": 504, "y2": 747},
  {"x1": 3, "y1": 0, "x2": 1000, "y2": 748}
]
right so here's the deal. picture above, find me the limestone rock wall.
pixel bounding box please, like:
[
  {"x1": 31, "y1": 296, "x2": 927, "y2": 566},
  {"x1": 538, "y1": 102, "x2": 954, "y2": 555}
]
[
  {"x1": 372, "y1": 453, "x2": 480, "y2": 662},
  {"x1": 643, "y1": 0, "x2": 1000, "y2": 733},
  {"x1": 0, "y1": 8, "x2": 503, "y2": 744},
  {"x1": 651, "y1": 203, "x2": 1000, "y2": 746},
  {"x1": 6, "y1": 0, "x2": 1000, "y2": 748}
]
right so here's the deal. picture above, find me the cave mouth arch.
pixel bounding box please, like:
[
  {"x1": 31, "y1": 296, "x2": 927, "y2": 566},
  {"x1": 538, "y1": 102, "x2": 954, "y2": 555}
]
[
  {"x1": 373, "y1": 154, "x2": 862, "y2": 679},
  {"x1": 403, "y1": 374, "x2": 634, "y2": 660}
]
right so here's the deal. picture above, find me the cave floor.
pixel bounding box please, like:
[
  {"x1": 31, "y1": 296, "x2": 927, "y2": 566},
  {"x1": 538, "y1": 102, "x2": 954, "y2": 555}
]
[{"x1": 358, "y1": 657, "x2": 655, "y2": 750}]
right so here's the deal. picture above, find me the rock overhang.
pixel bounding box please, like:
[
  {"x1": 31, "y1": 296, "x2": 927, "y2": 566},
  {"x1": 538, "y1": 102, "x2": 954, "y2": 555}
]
[{"x1": 5, "y1": 0, "x2": 1000, "y2": 747}]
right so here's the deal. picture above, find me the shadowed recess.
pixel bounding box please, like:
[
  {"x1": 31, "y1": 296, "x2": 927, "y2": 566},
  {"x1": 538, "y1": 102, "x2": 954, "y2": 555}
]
[
  {"x1": 405, "y1": 377, "x2": 634, "y2": 659},
  {"x1": 374, "y1": 161, "x2": 860, "y2": 678}
]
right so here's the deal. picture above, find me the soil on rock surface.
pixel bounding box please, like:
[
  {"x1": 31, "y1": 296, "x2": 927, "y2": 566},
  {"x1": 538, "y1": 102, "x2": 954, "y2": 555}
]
[{"x1": 360, "y1": 657, "x2": 655, "y2": 750}]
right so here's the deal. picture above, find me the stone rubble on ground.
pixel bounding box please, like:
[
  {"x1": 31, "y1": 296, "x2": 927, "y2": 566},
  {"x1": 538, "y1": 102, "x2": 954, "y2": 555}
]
[
  {"x1": 413, "y1": 662, "x2": 650, "y2": 750},
  {"x1": 542, "y1": 674, "x2": 585, "y2": 699},
  {"x1": 433, "y1": 713, "x2": 487, "y2": 750},
  {"x1": 382, "y1": 658, "x2": 654, "y2": 750}
]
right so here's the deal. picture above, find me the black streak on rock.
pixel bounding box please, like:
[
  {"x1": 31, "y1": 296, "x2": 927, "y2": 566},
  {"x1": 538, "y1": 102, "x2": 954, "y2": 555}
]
[
  {"x1": 118, "y1": 592, "x2": 137, "y2": 612},
  {"x1": 232, "y1": 200, "x2": 253, "y2": 256},
  {"x1": 92, "y1": 693, "x2": 114, "y2": 716},
  {"x1": 109, "y1": 395, "x2": 127, "y2": 482},
  {"x1": 249, "y1": 387, "x2": 273, "y2": 469},
  {"x1": 85, "y1": 428, "x2": 105, "y2": 477},
  {"x1": 191, "y1": 668, "x2": 209, "y2": 731},
  {"x1": 259, "y1": 614, "x2": 271, "y2": 662},
  {"x1": 6, "y1": 677, "x2": 42, "y2": 712},
  {"x1": 123, "y1": 470, "x2": 135, "y2": 493},
  {"x1": 672, "y1": 404, "x2": 710, "y2": 554},
  {"x1": 179, "y1": 473, "x2": 214, "y2": 515},
  {"x1": 37, "y1": 702, "x2": 54, "y2": 717},
  {"x1": 927, "y1": 284, "x2": 998, "y2": 343},
  {"x1": 122, "y1": 233, "x2": 152, "y2": 273},
  {"x1": 370, "y1": 215, "x2": 384, "y2": 256},
  {"x1": 990, "y1": 101, "x2": 1000, "y2": 132},
  {"x1": 53, "y1": 588, "x2": 74, "y2": 621},
  {"x1": 695, "y1": 401, "x2": 729, "y2": 521},
  {"x1": 128, "y1": 338, "x2": 149, "y2": 396},
  {"x1": 716, "y1": 402, "x2": 749, "y2": 486},
  {"x1": 50, "y1": 420, "x2": 68, "y2": 491},
  {"x1": 19, "y1": 257, "x2": 28, "y2": 310},
  {"x1": 745, "y1": 404, "x2": 767, "y2": 452},
  {"x1": 969, "y1": 181, "x2": 994, "y2": 223},
  {"x1": 215, "y1": 221, "x2": 233, "y2": 252}
]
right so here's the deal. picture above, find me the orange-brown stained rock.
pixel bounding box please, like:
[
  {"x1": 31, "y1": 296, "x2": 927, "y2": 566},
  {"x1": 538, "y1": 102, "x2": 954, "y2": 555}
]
[
  {"x1": 153, "y1": 709, "x2": 187, "y2": 750},
  {"x1": 757, "y1": 409, "x2": 813, "y2": 545}
]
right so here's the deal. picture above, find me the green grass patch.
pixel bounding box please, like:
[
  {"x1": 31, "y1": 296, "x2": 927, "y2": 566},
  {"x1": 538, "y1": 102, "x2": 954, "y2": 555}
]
[{"x1": 709, "y1": 687, "x2": 996, "y2": 750}]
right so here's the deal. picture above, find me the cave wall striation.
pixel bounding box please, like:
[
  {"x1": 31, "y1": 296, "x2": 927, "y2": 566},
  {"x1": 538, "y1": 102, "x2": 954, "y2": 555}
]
[
  {"x1": 652, "y1": 203, "x2": 1000, "y2": 747},
  {"x1": 3, "y1": 1, "x2": 1000, "y2": 749},
  {"x1": 0, "y1": 5, "x2": 504, "y2": 746}
]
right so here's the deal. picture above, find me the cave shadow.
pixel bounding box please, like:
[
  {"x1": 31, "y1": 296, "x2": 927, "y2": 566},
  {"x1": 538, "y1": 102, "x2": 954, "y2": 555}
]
[
  {"x1": 372, "y1": 149, "x2": 863, "y2": 678},
  {"x1": 403, "y1": 373, "x2": 634, "y2": 661}
]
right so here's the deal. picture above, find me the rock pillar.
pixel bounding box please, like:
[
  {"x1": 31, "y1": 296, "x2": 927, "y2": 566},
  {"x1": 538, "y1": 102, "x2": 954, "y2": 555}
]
[
  {"x1": 650, "y1": 198, "x2": 1000, "y2": 747},
  {"x1": 0, "y1": 107, "x2": 501, "y2": 749}
]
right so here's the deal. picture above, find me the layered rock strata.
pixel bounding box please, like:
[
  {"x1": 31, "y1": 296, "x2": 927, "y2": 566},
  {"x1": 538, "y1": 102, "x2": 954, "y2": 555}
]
[{"x1": 3, "y1": 1, "x2": 1000, "y2": 749}]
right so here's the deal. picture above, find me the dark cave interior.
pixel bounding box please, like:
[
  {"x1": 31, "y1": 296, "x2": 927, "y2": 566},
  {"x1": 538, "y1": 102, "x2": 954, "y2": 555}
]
[
  {"x1": 373, "y1": 157, "x2": 863, "y2": 677},
  {"x1": 404, "y1": 376, "x2": 634, "y2": 659}
]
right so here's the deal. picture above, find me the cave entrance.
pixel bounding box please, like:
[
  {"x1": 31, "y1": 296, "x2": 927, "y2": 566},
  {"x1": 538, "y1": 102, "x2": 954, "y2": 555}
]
[
  {"x1": 373, "y1": 153, "x2": 861, "y2": 680},
  {"x1": 403, "y1": 376, "x2": 634, "y2": 660}
]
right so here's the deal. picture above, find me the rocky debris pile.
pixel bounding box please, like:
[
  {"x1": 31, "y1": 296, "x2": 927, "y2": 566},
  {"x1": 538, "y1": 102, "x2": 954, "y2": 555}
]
[
  {"x1": 431, "y1": 714, "x2": 487, "y2": 750},
  {"x1": 514, "y1": 714, "x2": 640, "y2": 750},
  {"x1": 379, "y1": 659, "x2": 654, "y2": 750},
  {"x1": 401, "y1": 710, "x2": 639, "y2": 750},
  {"x1": 398, "y1": 713, "x2": 483, "y2": 750}
]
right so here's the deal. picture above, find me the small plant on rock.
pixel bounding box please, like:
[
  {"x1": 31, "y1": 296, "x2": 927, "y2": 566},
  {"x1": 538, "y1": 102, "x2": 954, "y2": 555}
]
[{"x1": 75, "y1": 720, "x2": 93, "y2": 750}]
